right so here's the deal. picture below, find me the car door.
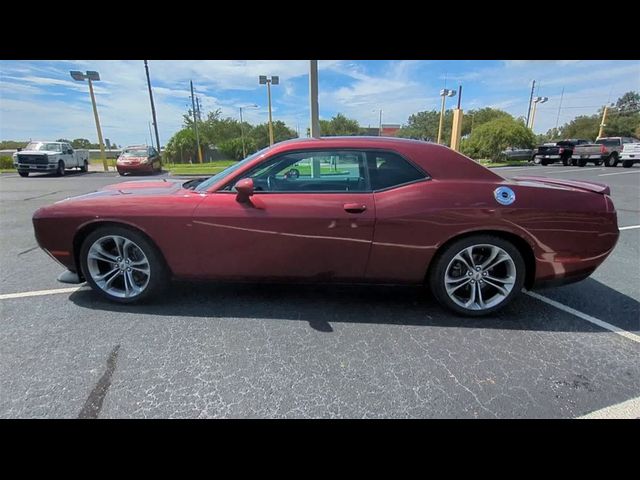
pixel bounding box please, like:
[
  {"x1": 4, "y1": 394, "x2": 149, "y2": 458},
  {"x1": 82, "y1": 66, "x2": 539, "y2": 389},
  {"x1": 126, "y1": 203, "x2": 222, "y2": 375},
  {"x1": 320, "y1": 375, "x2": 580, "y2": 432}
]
[
  {"x1": 190, "y1": 149, "x2": 375, "y2": 281},
  {"x1": 61, "y1": 143, "x2": 75, "y2": 166}
]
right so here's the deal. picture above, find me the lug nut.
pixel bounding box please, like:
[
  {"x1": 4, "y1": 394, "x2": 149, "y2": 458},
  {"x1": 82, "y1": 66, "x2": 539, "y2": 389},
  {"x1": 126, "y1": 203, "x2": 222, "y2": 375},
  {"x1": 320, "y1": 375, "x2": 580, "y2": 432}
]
[
  {"x1": 476, "y1": 266, "x2": 481, "y2": 271},
  {"x1": 127, "y1": 268, "x2": 132, "y2": 272},
  {"x1": 470, "y1": 280, "x2": 475, "y2": 284},
  {"x1": 117, "y1": 257, "x2": 122, "y2": 262},
  {"x1": 482, "y1": 272, "x2": 487, "y2": 276},
  {"x1": 467, "y1": 272, "x2": 472, "y2": 276}
]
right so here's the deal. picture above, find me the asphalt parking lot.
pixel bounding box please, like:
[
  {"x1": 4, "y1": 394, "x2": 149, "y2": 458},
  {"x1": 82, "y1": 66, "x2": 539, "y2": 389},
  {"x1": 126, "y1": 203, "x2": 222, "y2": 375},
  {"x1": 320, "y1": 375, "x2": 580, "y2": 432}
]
[{"x1": 0, "y1": 164, "x2": 638, "y2": 418}]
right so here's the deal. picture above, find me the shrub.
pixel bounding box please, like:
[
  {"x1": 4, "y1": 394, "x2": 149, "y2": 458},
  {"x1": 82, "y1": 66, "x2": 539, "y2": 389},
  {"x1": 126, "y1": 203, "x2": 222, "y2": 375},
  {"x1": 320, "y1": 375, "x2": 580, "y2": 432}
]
[{"x1": 0, "y1": 156, "x2": 15, "y2": 169}]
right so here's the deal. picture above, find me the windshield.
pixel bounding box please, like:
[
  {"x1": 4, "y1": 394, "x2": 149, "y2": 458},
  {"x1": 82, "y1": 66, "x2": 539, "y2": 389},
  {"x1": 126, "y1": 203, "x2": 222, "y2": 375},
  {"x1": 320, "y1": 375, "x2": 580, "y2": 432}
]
[
  {"x1": 123, "y1": 149, "x2": 148, "y2": 157},
  {"x1": 24, "y1": 142, "x2": 62, "y2": 152},
  {"x1": 194, "y1": 147, "x2": 272, "y2": 192}
]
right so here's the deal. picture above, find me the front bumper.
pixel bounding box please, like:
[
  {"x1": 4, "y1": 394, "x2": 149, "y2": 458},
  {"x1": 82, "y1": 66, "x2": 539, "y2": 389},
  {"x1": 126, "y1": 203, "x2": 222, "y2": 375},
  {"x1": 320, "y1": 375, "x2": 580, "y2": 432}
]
[
  {"x1": 15, "y1": 163, "x2": 57, "y2": 171},
  {"x1": 116, "y1": 162, "x2": 155, "y2": 174}
]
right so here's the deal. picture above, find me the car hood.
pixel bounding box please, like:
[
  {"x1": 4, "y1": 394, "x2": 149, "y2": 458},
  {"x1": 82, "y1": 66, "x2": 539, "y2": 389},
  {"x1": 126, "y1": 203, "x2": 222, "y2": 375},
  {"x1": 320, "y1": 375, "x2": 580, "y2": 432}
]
[
  {"x1": 16, "y1": 149, "x2": 60, "y2": 155},
  {"x1": 512, "y1": 175, "x2": 610, "y2": 195},
  {"x1": 55, "y1": 179, "x2": 188, "y2": 204}
]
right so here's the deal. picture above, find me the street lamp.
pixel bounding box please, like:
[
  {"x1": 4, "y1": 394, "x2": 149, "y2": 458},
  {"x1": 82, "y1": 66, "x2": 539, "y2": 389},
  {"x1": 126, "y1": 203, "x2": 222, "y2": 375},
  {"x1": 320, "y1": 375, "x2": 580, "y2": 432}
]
[
  {"x1": 70, "y1": 70, "x2": 108, "y2": 171},
  {"x1": 259, "y1": 75, "x2": 279, "y2": 145},
  {"x1": 437, "y1": 88, "x2": 457, "y2": 144},
  {"x1": 238, "y1": 104, "x2": 259, "y2": 158},
  {"x1": 529, "y1": 96, "x2": 549, "y2": 131}
]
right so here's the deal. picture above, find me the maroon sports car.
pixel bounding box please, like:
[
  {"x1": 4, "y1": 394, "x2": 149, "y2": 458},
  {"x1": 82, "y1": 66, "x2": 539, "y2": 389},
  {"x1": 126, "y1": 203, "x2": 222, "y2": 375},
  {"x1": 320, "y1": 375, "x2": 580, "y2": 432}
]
[{"x1": 32, "y1": 137, "x2": 619, "y2": 316}]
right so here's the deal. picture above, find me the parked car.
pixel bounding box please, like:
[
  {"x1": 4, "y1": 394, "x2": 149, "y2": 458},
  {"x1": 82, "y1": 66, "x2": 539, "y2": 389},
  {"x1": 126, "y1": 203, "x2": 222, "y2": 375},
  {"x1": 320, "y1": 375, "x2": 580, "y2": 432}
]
[
  {"x1": 116, "y1": 145, "x2": 162, "y2": 175},
  {"x1": 32, "y1": 137, "x2": 619, "y2": 317},
  {"x1": 532, "y1": 139, "x2": 591, "y2": 166},
  {"x1": 571, "y1": 137, "x2": 639, "y2": 167},
  {"x1": 619, "y1": 138, "x2": 640, "y2": 168},
  {"x1": 12, "y1": 141, "x2": 89, "y2": 177},
  {"x1": 501, "y1": 147, "x2": 535, "y2": 161}
]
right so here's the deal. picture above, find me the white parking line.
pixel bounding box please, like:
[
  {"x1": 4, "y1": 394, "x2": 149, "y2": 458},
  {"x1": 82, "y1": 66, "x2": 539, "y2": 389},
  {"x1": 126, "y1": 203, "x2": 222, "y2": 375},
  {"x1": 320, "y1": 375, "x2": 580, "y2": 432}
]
[
  {"x1": 578, "y1": 396, "x2": 640, "y2": 419},
  {"x1": 0, "y1": 286, "x2": 89, "y2": 300},
  {"x1": 524, "y1": 290, "x2": 640, "y2": 344},
  {"x1": 620, "y1": 225, "x2": 640, "y2": 231},
  {"x1": 542, "y1": 167, "x2": 603, "y2": 174},
  {"x1": 599, "y1": 170, "x2": 640, "y2": 177}
]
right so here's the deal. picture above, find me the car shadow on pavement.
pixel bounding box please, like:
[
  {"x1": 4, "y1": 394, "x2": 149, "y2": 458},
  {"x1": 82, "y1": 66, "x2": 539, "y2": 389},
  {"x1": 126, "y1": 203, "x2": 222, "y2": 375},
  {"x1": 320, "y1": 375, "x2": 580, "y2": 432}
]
[{"x1": 68, "y1": 277, "x2": 639, "y2": 334}]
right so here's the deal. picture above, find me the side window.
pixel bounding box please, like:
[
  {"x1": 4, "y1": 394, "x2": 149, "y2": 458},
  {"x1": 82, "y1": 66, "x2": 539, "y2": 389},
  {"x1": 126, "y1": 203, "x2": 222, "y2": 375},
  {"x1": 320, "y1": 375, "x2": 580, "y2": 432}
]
[
  {"x1": 236, "y1": 150, "x2": 368, "y2": 192},
  {"x1": 367, "y1": 151, "x2": 426, "y2": 191}
]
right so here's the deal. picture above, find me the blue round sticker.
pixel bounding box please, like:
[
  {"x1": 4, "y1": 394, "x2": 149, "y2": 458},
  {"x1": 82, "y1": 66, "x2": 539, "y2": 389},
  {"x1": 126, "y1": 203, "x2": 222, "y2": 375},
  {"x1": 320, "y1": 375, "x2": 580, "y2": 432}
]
[{"x1": 494, "y1": 186, "x2": 515, "y2": 205}]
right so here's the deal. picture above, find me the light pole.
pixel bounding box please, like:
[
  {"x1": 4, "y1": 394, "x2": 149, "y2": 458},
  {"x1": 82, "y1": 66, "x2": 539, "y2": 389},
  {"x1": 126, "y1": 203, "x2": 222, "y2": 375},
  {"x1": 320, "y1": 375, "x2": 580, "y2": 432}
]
[
  {"x1": 309, "y1": 61, "x2": 320, "y2": 138},
  {"x1": 238, "y1": 104, "x2": 258, "y2": 158},
  {"x1": 437, "y1": 89, "x2": 457, "y2": 144},
  {"x1": 529, "y1": 96, "x2": 548, "y2": 131},
  {"x1": 259, "y1": 75, "x2": 279, "y2": 145},
  {"x1": 70, "y1": 70, "x2": 108, "y2": 172},
  {"x1": 378, "y1": 109, "x2": 383, "y2": 136}
]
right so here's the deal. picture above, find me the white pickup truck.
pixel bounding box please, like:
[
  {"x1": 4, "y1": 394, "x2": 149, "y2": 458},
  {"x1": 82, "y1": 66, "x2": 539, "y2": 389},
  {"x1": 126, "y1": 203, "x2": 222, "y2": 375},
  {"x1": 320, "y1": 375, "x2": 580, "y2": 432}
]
[{"x1": 12, "y1": 141, "x2": 90, "y2": 177}]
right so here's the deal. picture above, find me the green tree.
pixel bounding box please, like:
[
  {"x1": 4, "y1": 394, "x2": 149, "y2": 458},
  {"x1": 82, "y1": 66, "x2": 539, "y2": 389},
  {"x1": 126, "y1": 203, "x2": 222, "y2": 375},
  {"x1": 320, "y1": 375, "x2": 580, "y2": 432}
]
[
  {"x1": 396, "y1": 110, "x2": 444, "y2": 141},
  {"x1": 71, "y1": 138, "x2": 92, "y2": 149},
  {"x1": 164, "y1": 128, "x2": 197, "y2": 163},
  {"x1": 460, "y1": 117, "x2": 535, "y2": 161},
  {"x1": 319, "y1": 113, "x2": 360, "y2": 136},
  {"x1": 0, "y1": 140, "x2": 28, "y2": 149},
  {"x1": 250, "y1": 121, "x2": 297, "y2": 149},
  {"x1": 218, "y1": 137, "x2": 257, "y2": 161},
  {"x1": 557, "y1": 115, "x2": 600, "y2": 140},
  {"x1": 615, "y1": 91, "x2": 640, "y2": 113},
  {"x1": 463, "y1": 108, "x2": 514, "y2": 136}
]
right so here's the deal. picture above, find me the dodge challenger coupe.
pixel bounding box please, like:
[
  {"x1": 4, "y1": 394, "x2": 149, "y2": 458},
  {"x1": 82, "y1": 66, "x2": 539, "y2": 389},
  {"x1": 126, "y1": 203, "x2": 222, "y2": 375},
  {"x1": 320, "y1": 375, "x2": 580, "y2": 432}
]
[{"x1": 32, "y1": 137, "x2": 619, "y2": 316}]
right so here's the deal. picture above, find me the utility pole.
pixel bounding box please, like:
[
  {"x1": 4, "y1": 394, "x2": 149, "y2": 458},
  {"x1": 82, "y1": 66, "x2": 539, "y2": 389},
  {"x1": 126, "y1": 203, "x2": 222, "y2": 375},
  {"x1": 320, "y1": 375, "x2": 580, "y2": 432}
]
[
  {"x1": 87, "y1": 78, "x2": 108, "y2": 171},
  {"x1": 526, "y1": 80, "x2": 536, "y2": 128},
  {"x1": 190, "y1": 80, "x2": 202, "y2": 163},
  {"x1": 598, "y1": 106, "x2": 609, "y2": 139},
  {"x1": 144, "y1": 60, "x2": 161, "y2": 156},
  {"x1": 554, "y1": 87, "x2": 565, "y2": 135},
  {"x1": 378, "y1": 109, "x2": 383, "y2": 136},
  {"x1": 309, "y1": 60, "x2": 320, "y2": 138}
]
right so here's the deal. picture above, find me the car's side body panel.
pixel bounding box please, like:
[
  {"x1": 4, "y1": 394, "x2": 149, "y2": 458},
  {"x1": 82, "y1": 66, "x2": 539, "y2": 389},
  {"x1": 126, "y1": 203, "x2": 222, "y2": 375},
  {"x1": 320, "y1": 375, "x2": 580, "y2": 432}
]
[{"x1": 32, "y1": 137, "x2": 619, "y2": 290}]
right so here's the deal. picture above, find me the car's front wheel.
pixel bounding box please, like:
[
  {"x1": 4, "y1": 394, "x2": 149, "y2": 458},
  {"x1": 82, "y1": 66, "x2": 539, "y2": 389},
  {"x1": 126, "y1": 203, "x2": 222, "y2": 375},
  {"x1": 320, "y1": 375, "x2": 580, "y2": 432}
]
[
  {"x1": 56, "y1": 161, "x2": 65, "y2": 176},
  {"x1": 429, "y1": 235, "x2": 525, "y2": 316},
  {"x1": 18, "y1": 170, "x2": 29, "y2": 177},
  {"x1": 80, "y1": 226, "x2": 168, "y2": 303},
  {"x1": 622, "y1": 160, "x2": 634, "y2": 168}
]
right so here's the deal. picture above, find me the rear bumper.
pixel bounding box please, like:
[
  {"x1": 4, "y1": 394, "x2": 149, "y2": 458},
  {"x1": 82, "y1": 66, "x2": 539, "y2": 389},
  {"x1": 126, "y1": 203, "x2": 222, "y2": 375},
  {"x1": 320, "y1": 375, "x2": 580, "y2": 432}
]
[
  {"x1": 535, "y1": 154, "x2": 561, "y2": 160},
  {"x1": 572, "y1": 154, "x2": 605, "y2": 160}
]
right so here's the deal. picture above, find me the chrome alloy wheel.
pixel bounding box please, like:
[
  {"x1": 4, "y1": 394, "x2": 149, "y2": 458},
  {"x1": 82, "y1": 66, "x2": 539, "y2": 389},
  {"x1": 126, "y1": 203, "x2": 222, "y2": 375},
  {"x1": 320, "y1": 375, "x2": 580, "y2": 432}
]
[
  {"x1": 444, "y1": 244, "x2": 517, "y2": 311},
  {"x1": 86, "y1": 235, "x2": 150, "y2": 298}
]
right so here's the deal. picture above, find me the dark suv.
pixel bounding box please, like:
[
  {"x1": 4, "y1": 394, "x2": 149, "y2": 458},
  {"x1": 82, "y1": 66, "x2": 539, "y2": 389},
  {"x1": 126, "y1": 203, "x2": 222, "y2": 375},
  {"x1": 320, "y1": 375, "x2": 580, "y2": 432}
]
[{"x1": 533, "y1": 139, "x2": 591, "y2": 166}]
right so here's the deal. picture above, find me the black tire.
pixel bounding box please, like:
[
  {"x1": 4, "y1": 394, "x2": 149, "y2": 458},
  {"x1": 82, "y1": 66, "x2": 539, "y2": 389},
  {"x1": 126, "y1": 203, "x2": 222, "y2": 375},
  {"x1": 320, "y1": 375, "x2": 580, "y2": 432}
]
[
  {"x1": 578, "y1": 159, "x2": 587, "y2": 167},
  {"x1": 562, "y1": 158, "x2": 570, "y2": 166},
  {"x1": 80, "y1": 160, "x2": 88, "y2": 173},
  {"x1": 18, "y1": 171, "x2": 29, "y2": 177},
  {"x1": 80, "y1": 225, "x2": 169, "y2": 304},
  {"x1": 428, "y1": 234, "x2": 526, "y2": 317},
  {"x1": 540, "y1": 160, "x2": 548, "y2": 166},
  {"x1": 56, "y1": 160, "x2": 65, "y2": 176},
  {"x1": 571, "y1": 159, "x2": 578, "y2": 166},
  {"x1": 604, "y1": 153, "x2": 618, "y2": 167},
  {"x1": 532, "y1": 156, "x2": 542, "y2": 165},
  {"x1": 622, "y1": 160, "x2": 634, "y2": 168},
  {"x1": 594, "y1": 159, "x2": 603, "y2": 166}
]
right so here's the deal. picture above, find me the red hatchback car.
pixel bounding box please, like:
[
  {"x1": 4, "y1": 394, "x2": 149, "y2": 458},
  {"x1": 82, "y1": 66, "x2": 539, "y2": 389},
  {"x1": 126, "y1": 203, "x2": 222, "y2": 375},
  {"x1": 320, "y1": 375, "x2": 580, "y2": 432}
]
[
  {"x1": 116, "y1": 145, "x2": 162, "y2": 175},
  {"x1": 32, "y1": 137, "x2": 619, "y2": 316}
]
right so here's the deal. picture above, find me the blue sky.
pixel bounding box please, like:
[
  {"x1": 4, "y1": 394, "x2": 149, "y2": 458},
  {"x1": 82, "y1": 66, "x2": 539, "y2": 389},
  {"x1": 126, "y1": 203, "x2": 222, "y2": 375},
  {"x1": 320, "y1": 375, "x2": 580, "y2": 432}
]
[{"x1": 1, "y1": 60, "x2": 638, "y2": 147}]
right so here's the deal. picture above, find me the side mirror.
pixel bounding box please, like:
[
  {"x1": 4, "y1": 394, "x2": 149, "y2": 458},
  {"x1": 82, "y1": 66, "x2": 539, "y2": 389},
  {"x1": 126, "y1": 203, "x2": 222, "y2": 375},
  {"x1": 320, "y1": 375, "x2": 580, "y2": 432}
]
[{"x1": 234, "y1": 178, "x2": 254, "y2": 203}]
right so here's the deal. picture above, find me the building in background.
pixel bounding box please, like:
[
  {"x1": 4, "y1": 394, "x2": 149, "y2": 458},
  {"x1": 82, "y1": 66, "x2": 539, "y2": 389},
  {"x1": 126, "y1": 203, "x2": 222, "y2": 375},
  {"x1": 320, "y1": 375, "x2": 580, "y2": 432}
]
[{"x1": 380, "y1": 124, "x2": 401, "y2": 137}]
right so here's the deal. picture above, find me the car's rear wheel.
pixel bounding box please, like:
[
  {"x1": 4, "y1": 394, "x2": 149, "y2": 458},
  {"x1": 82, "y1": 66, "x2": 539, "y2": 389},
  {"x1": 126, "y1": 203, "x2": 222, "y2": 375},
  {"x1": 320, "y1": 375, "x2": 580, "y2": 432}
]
[
  {"x1": 562, "y1": 157, "x2": 570, "y2": 166},
  {"x1": 532, "y1": 156, "x2": 541, "y2": 165},
  {"x1": 80, "y1": 226, "x2": 168, "y2": 304},
  {"x1": 429, "y1": 235, "x2": 525, "y2": 316},
  {"x1": 80, "y1": 160, "x2": 88, "y2": 172},
  {"x1": 540, "y1": 159, "x2": 548, "y2": 166},
  {"x1": 604, "y1": 153, "x2": 618, "y2": 167},
  {"x1": 622, "y1": 160, "x2": 633, "y2": 168},
  {"x1": 571, "y1": 159, "x2": 578, "y2": 166},
  {"x1": 18, "y1": 171, "x2": 29, "y2": 177},
  {"x1": 56, "y1": 160, "x2": 65, "y2": 176},
  {"x1": 594, "y1": 159, "x2": 603, "y2": 166},
  {"x1": 578, "y1": 159, "x2": 587, "y2": 167}
]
